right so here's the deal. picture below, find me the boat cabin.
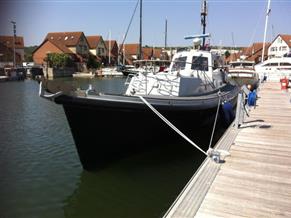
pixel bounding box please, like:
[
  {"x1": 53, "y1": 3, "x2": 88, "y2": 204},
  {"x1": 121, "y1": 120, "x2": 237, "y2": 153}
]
[
  {"x1": 169, "y1": 49, "x2": 223, "y2": 80},
  {"x1": 229, "y1": 61, "x2": 255, "y2": 69},
  {"x1": 125, "y1": 49, "x2": 227, "y2": 97}
]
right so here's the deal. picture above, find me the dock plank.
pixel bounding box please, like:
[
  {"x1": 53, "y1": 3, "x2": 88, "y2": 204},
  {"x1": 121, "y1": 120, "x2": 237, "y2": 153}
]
[{"x1": 164, "y1": 82, "x2": 291, "y2": 218}]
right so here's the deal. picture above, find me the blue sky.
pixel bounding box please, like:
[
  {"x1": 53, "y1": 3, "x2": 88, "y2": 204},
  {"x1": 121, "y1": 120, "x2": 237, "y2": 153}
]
[{"x1": 0, "y1": 0, "x2": 290, "y2": 47}]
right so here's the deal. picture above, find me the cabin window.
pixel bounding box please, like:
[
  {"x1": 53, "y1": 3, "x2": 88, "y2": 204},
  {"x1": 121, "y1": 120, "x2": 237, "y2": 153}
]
[
  {"x1": 171, "y1": 56, "x2": 187, "y2": 71},
  {"x1": 270, "y1": 63, "x2": 279, "y2": 66},
  {"x1": 191, "y1": 56, "x2": 208, "y2": 71},
  {"x1": 280, "y1": 62, "x2": 291, "y2": 66}
]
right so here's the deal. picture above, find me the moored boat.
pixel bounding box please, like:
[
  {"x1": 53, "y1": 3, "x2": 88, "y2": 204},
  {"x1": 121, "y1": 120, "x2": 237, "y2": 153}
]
[
  {"x1": 227, "y1": 60, "x2": 259, "y2": 89},
  {"x1": 255, "y1": 57, "x2": 291, "y2": 82},
  {"x1": 39, "y1": 0, "x2": 240, "y2": 170}
]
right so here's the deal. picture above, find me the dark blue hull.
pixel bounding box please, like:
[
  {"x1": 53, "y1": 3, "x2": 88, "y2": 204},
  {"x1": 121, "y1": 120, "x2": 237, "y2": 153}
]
[{"x1": 54, "y1": 84, "x2": 239, "y2": 170}]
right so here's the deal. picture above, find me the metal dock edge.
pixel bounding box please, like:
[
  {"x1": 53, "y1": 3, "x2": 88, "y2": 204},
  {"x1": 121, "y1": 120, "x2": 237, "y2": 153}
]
[{"x1": 163, "y1": 123, "x2": 239, "y2": 218}]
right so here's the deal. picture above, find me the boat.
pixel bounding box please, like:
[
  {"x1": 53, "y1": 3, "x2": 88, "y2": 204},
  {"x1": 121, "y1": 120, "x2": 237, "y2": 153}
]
[
  {"x1": 118, "y1": 60, "x2": 170, "y2": 76},
  {"x1": 39, "y1": 0, "x2": 239, "y2": 170},
  {"x1": 116, "y1": 64, "x2": 138, "y2": 76},
  {"x1": 254, "y1": 0, "x2": 291, "y2": 82},
  {"x1": 99, "y1": 67, "x2": 123, "y2": 77},
  {"x1": 227, "y1": 60, "x2": 259, "y2": 89},
  {"x1": 72, "y1": 72, "x2": 95, "y2": 78},
  {"x1": 255, "y1": 57, "x2": 291, "y2": 81}
]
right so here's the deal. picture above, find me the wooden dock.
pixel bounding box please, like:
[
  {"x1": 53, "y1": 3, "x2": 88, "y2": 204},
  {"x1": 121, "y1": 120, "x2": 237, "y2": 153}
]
[{"x1": 164, "y1": 82, "x2": 291, "y2": 218}]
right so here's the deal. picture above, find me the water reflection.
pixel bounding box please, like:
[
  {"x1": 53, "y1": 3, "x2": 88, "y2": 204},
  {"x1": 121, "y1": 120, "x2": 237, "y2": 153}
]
[{"x1": 63, "y1": 143, "x2": 204, "y2": 218}]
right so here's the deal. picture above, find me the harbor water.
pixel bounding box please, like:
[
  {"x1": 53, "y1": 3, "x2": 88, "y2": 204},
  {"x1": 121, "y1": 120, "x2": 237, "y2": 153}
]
[{"x1": 0, "y1": 78, "x2": 224, "y2": 218}]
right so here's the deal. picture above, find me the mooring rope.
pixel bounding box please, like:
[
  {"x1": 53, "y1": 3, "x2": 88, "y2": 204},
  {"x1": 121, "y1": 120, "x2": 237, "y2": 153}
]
[
  {"x1": 208, "y1": 91, "x2": 221, "y2": 149},
  {"x1": 138, "y1": 95, "x2": 208, "y2": 156}
]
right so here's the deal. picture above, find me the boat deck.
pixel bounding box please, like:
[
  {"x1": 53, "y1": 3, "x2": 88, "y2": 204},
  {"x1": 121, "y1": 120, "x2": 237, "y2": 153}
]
[{"x1": 164, "y1": 82, "x2": 291, "y2": 217}]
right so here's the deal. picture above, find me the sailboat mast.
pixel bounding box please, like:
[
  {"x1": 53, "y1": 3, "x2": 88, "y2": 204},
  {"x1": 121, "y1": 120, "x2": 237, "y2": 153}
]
[
  {"x1": 165, "y1": 18, "x2": 168, "y2": 49},
  {"x1": 261, "y1": 0, "x2": 271, "y2": 62},
  {"x1": 201, "y1": 0, "x2": 207, "y2": 48},
  {"x1": 109, "y1": 30, "x2": 111, "y2": 65},
  {"x1": 139, "y1": 0, "x2": 143, "y2": 60}
]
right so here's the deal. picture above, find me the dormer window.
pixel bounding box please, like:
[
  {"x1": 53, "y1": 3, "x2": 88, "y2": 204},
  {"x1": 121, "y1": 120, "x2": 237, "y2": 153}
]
[{"x1": 65, "y1": 36, "x2": 68, "y2": 40}]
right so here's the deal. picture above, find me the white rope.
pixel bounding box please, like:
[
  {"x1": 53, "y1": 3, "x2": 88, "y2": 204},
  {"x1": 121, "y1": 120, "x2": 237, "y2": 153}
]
[
  {"x1": 208, "y1": 92, "x2": 221, "y2": 149},
  {"x1": 138, "y1": 95, "x2": 208, "y2": 156}
]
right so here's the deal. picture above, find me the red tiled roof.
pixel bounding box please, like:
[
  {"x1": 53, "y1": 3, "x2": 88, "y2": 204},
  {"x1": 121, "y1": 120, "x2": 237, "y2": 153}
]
[
  {"x1": 153, "y1": 48, "x2": 163, "y2": 59},
  {"x1": 0, "y1": 35, "x2": 24, "y2": 49},
  {"x1": 121, "y1": 43, "x2": 139, "y2": 55},
  {"x1": 48, "y1": 40, "x2": 74, "y2": 54},
  {"x1": 142, "y1": 47, "x2": 153, "y2": 59},
  {"x1": 45, "y1": 32, "x2": 83, "y2": 47},
  {"x1": 225, "y1": 52, "x2": 242, "y2": 63},
  {"x1": 280, "y1": 34, "x2": 291, "y2": 47},
  {"x1": 86, "y1": 35, "x2": 102, "y2": 49}
]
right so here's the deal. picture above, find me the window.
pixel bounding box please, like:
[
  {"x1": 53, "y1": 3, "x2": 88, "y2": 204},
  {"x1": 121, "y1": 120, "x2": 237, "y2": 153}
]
[
  {"x1": 270, "y1": 63, "x2": 279, "y2": 66},
  {"x1": 171, "y1": 56, "x2": 187, "y2": 71},
  {"x1": 191, "y1": 56, "x2": 208, "y2": 71},
  {"x1": 282, "y1": 46, "x2": 287, "y2": 51},
  {"x1": 280, "y1": 62, "x2": 291, "y2": 66}
]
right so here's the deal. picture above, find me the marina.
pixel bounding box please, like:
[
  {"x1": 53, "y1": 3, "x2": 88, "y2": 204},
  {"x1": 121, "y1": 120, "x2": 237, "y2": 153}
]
[
  {"x1": 164, "y1": 82, "x2": 291, "y2": 217},
  {"x1": 1, "y1": 0, "x2": 291, "y2": 217}
]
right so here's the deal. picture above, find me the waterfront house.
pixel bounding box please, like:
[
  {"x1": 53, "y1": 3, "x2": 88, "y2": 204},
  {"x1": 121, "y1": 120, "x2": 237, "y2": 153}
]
[
  {"x1": 104, "y1": 40, "x2": 118, "y2": 66},
  {"x1": 225, "y1": 43, "x2": 270, "y2": 64},
  {"x1": 152, "y1": 47, "x2": 169, "y2": 60},
  {"x1": 86, "y1": 35, "x2": 107, "y2": 64},
  {"x1": 120, "y1": 43, "x2": 139, "y2": 65},
  {"x1": 243, "y1": 42, "x2": 270, "y2": 63},
  {"x1": 0, "y1": 35, "x2": 24, "y2": 67},
  {"x1": 142, "y1": 47, "x2": 153, "y2": 60},
  {"x1": 33, "y1": 32, "x2": 89, "y2": 65},
  {"x1": 268, "y1": 34, "x2": 291, "y2": 58},
  {"x1": 33, "y1": 32, "x2": 90, "y2": 78},
  {"x1": 120, "y1": 44, "x2": 170, "y2": 65}
]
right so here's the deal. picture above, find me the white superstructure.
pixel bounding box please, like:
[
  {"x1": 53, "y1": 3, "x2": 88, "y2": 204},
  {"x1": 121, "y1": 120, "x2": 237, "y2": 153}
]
[
  {"x1": 125, "y1": 49, "x2": 226, "y2": 97},
  {"x1": 255, "y1": 57, "x2": 291, "y2": 81}
]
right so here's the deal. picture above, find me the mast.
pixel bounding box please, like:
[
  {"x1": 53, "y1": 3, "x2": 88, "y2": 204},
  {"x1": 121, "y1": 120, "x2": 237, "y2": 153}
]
[
  {"x1": 261, "y1": 0, "x2": 271, "y2": 62},
  {"x1": 201, "y1": 0, "x2": 207, "y2": 48},
  {"x1": 11, "y1": 21, "x2": 16, "y2": 68},
  {"x1": 165, "y1": 18, "x2": 168, "y2": 49},
  {"x1": 109, "y1": 30, "x2": 111, "y2": 65},
  {"x1": 139, "y1": 0, "x2": 143, "y2": 60}
]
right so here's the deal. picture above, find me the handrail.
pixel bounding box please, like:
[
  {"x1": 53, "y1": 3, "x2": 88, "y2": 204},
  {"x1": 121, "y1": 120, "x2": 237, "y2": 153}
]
[{"x1": 39, "y1": 81, "x2": 63, "y2": 101}]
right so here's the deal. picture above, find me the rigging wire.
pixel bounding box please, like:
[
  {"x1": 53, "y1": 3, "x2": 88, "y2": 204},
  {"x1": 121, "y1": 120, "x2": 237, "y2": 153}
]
[{"x1": 118, "y1": 0, "x2": 140, "y2": 54}]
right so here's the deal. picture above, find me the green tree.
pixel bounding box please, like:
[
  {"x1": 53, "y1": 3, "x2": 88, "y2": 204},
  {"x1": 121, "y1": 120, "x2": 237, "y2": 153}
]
[
  {"x1": 87, "y1": 55, "x2": 100, "y2": 69},
  {"x1": 24, "y1": 46, "x2": 38, "y2": 62},
  {"x1": 47, "y1": 53, "x2": 74, "y2": 68},
  {"x1": 224, "y1": 50, "x2": 231, "y2": 59}
]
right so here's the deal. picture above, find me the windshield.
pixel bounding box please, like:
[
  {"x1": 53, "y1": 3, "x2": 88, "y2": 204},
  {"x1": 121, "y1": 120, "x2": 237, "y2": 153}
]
[
  {"x1": 171, "y1": 56, "x2": 187, "y2": 71},
  {"x1": 231, "y1": 62, "x2": 253, "y2": 67},
  {"x1": 191, "y1": 56, "x2": 208, "y2": 71}
]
